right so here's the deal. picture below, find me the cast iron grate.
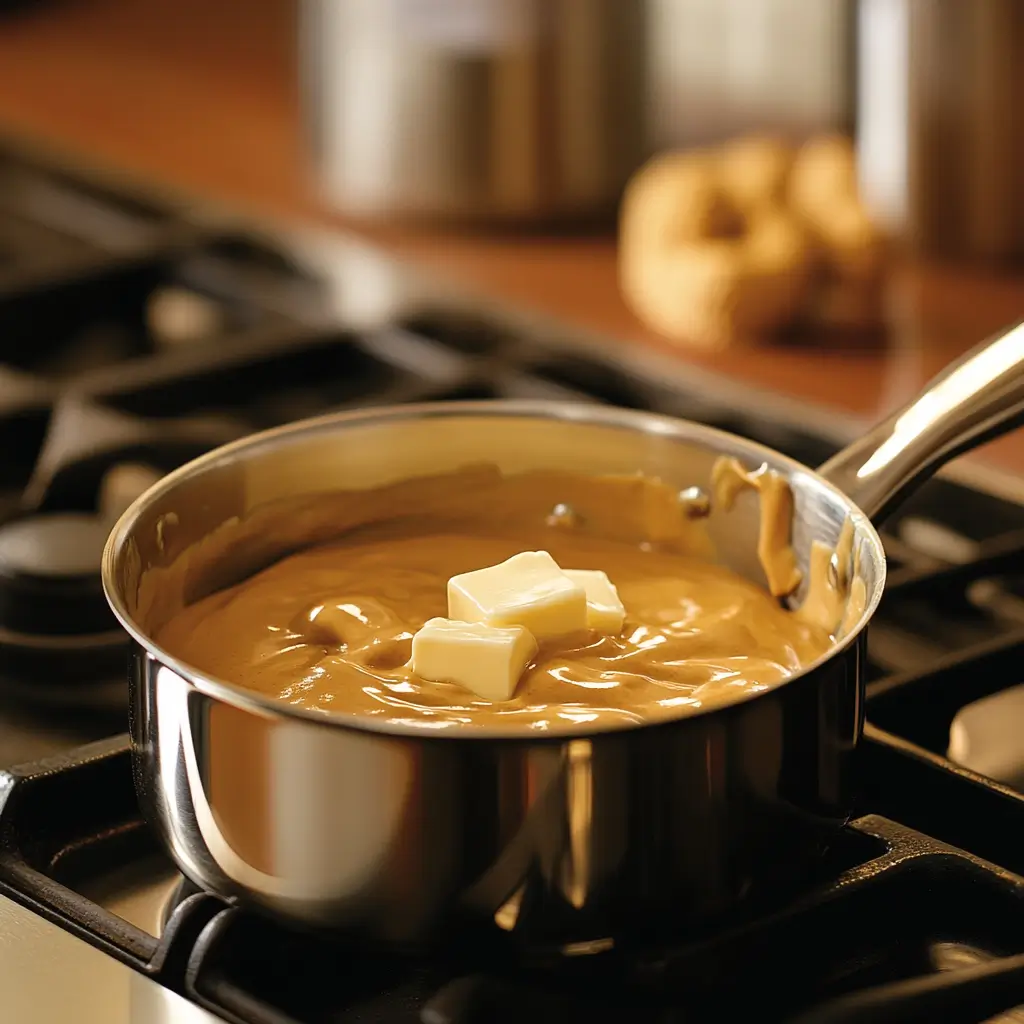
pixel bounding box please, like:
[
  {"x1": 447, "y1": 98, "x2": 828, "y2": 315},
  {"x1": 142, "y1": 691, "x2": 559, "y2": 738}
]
[
  {"x1": 0, "y1": 738, "x2": 1023, "y2": 1023},
  {"x1": 179, "y1": 815, "x2": 1024, "y2": 1024}
]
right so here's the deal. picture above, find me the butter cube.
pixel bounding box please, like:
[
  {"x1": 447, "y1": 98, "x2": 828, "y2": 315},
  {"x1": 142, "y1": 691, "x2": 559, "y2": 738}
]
[
  {"x1": 564, "y1": 569, "x2": 626, "y2": 634},
  {"x1": 410, "y1": 618, "x2": 538, "y2": 702},
  {"x1": 447, "y1": 551, "x2": 587, "y2": 639}
]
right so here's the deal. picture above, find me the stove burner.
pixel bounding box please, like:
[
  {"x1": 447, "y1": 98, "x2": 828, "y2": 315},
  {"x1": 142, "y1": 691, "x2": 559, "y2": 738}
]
[
  {"x1": 948, "y1": 685, "x2": 1024, "y2": 793},
  {"x1": 0, "y1": 511, "x2": 107, "y2": 575},
  {"x1": 0, "y1": 511, "x2": 127, "y2": 727},
  {"x1": 0, "y1": 512, "x2": 114, "y2": 635}
]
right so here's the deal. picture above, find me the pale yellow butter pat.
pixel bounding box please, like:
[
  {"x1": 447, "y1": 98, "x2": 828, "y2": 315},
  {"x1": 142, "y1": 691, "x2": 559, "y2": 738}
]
[
  {"x1": 448, "y1": 551, "x2": 587, "y2": 639},
  {"x1": 563, "y1": 569, "x2": 626, "y2": 634},
  {"x1": 410, "y1": 618, "x2": 538, "y2": 702}
]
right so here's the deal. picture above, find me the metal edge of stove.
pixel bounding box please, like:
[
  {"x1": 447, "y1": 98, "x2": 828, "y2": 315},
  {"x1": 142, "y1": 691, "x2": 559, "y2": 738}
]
[
  {"x1": 0, "y1": 736, "x2": 201, "y2": 968},
  {"x1": 0, "y1": 888, "x2": 223, "y2": 1024},
  {"x1": 4, "y1": 125, "x2": 1021, "y2": 510}
]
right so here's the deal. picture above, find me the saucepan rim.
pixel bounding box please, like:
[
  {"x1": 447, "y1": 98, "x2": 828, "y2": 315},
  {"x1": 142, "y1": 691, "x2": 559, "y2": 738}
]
[{"x1": 101, "y1": 400, "x2": 886, "y2": 740}]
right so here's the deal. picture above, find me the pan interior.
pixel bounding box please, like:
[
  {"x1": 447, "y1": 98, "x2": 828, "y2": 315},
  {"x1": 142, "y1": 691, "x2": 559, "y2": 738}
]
[{"x1": 104, "y1": 403, "x2": 885, "y2": 728}]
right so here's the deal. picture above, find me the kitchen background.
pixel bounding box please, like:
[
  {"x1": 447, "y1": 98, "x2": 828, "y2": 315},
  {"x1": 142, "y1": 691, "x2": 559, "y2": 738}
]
[{"x1": 0, "y1": 0, "x2": 1021, "y2": 474}]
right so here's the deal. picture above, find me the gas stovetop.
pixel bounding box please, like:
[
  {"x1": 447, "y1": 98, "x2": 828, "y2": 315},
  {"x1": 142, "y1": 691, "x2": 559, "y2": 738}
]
[{"x1": 0, "y1": 143, "x2": 1022, "y2": 1023}]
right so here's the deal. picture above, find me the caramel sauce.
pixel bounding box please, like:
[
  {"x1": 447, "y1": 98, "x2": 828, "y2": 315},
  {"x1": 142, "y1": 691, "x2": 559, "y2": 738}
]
[
  {"x1": 157, "y1": 465, "x2": 862, "y2": 733},
  {"x1": 711, "y1": 456, "x2": 802, "y2": 597}
]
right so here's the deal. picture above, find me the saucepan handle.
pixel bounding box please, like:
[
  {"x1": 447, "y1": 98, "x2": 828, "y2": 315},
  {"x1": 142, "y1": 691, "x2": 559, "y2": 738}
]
[{"x1": 816, "y1": 322, "x2": 1024, "y2": 524}]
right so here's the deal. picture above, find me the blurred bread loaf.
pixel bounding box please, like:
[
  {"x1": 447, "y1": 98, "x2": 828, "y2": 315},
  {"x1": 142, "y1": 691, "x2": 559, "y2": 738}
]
[
  {"x1": 619, "y1": 133, "x2": 888, "y2": 347},
  {"x1": 619, "y1": 151, "x2": 741, "y2": 256},
  {"x1": 619, "y1": 144, "x2": 811, "y2": 350}
]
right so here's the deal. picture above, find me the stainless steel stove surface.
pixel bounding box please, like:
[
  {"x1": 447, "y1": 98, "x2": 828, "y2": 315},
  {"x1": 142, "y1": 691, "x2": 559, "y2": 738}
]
[
  {"x1": 0, "y1": 888, "x2": 220, "y2": 1024},
  {"x1": 0, "y1": 143, "x2": 1022, "y2": 1022}
]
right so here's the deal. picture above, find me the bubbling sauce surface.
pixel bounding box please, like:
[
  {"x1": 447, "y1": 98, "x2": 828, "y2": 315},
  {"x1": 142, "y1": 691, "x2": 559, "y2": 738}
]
[{"x1": 157, "y1": 467, "x2": 842, "y2": 732}]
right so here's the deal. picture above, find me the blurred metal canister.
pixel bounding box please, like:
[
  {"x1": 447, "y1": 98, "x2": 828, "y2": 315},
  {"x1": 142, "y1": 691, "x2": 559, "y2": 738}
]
[
  {"x1": 646, "y1": 0, "x2": 855, "y2": 150},
  {"x1": 299, "y1": 0, "x2": 647, "y2": 224},
  {"x1": 857, "y1": 0, "x2": 1024, "y2": 263}
]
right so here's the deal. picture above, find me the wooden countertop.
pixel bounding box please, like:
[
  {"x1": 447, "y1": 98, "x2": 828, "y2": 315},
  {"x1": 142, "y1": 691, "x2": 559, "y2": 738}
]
[{"x1": 0, "y1": 0, "x2": 1022, "y2": 475}]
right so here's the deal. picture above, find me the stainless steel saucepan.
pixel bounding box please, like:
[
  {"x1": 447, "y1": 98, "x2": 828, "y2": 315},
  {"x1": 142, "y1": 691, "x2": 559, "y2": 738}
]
[{"x1": 102, "y1": 323, "x2": 1024, "y2": 947}]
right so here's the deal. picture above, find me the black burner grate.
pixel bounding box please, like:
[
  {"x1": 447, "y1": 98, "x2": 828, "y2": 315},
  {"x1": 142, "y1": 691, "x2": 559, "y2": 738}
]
[
  {"x1": 181, "y1": 816, "x2": 1024, "y2": 1024},
  {"x1": 0, "y1": 740, "x2": 1023, "y2": 1023}
]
